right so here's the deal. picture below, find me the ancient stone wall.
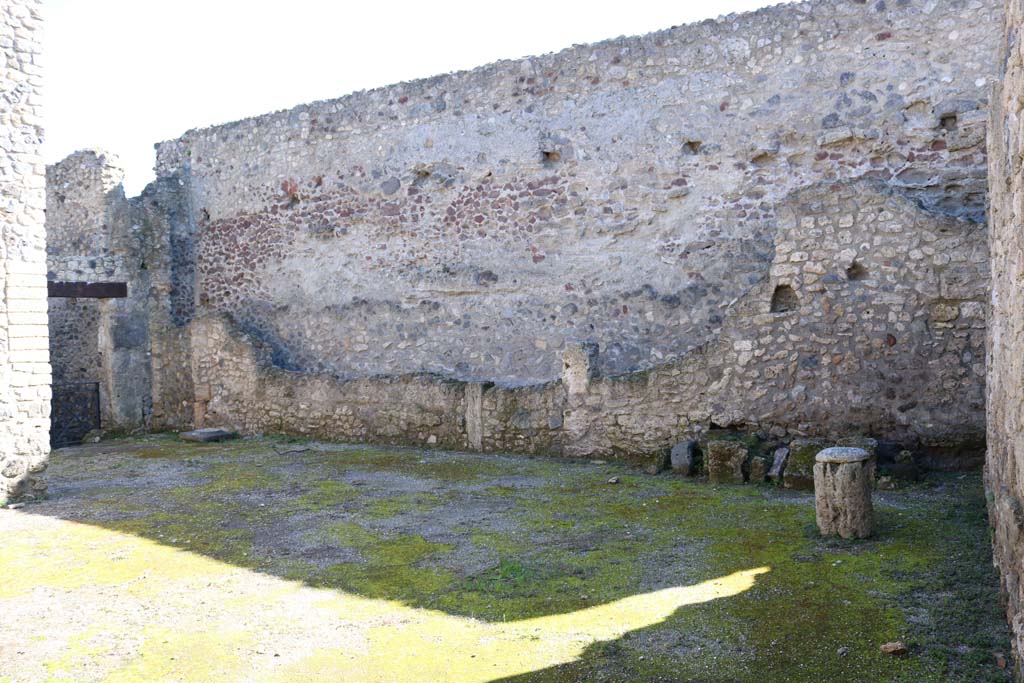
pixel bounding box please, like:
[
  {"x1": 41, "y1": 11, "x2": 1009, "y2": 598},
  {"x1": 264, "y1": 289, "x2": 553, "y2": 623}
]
[
  {"x1": 155, "y1": 0, "x2": 999, "y2": 391},
  {"x1": 45, "y1": 151, "x2": 196, "y2": 437},
  {"x1": 45, "y1": 152, "x2": 151, "y2": 433},
  {"x1": 143, "y1": 0, "x2": 998, "y2": 468},
  {"x1": 0, "y1": 0, "x2": 48, "y2": 503},
  {"x1": 191, "y1": 178, "x2": 988, "y2": 465},
  {"x1": 986, "y1": 0, "x2": 1024, "y2": 671},
  {"x1": 46, "y1": 0, "x2": 1001, "y2": 469}
]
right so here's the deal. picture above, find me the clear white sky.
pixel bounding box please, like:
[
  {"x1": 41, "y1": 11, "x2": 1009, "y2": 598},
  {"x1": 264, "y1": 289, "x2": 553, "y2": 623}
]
[{"x1": 43, "y1": 0, "x2": 778, "y2": 195}]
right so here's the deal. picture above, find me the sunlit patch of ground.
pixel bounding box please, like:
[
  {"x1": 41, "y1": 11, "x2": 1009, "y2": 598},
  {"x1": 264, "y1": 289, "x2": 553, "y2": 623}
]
[{"x1": 0, "y1": 434, "x2": 1012, "y2": 682}]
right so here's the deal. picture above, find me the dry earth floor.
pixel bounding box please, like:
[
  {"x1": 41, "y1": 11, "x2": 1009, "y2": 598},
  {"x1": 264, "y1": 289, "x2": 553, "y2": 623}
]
[{"x1": 0, "y1": 435, "x2": 1013, "y2": 682}]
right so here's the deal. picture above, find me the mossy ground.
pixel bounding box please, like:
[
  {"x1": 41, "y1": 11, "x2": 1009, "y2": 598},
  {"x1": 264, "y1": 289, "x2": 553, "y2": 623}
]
[{"x1": 0, "y1": 434, "x2": 1012, "y2": 682}]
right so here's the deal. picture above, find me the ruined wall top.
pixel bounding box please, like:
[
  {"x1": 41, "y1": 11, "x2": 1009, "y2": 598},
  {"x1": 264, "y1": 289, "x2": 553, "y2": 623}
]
[
  {"x1": 155, "y1": 0, "x2": 1001, "y2": 219},
  {"x1": 45, "y1": 150, "x2": 128, "y2": 283}
]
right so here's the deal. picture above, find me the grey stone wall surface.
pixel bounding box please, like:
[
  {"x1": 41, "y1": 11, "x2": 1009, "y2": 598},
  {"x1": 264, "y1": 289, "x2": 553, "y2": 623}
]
[
  {"x1": 155, "y1": 0, "x2": 1000, "y2": 389},
  {"x1": 0, "y1": 0, "x2": 47, "y2": 503},
  {"x1": 45, "y1": 150, "x2": 198, "y2": 434},
  {"x1": 49, "y1": 0, "x2": 1000, "y2": 467},
  {"x1": 46, "y1": 152, "x2": 150, "y2": 432},
  {"x1": 986, "y1": 0, "x2": 1024, "y2": 673}
]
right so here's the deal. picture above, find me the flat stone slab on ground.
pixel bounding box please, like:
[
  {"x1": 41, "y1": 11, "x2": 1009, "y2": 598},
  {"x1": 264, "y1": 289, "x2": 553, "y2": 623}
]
[{"x1": 179, "y1": 427, "x2": 238, "y2": 443}]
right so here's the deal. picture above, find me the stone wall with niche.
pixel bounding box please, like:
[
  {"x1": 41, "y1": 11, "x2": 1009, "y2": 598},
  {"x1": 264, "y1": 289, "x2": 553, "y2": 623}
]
[
  {"x1": 155, "y1": 0, "x2": 1000, "y2": 390},
  {"x1": 49, "y1": 0, "x2": 999, "y2": 466},
  {"x1": 189, "y1": 179, "x2": 987, "y2": 466}
]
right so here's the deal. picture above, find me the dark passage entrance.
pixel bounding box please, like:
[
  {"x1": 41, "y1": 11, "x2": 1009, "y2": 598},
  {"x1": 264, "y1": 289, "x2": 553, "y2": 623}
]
[
  {"x1": 47, "y1": 280, "x2": 127, "y2": 448},
  {"x1": 50, "y1": 381, "x2": 101, "y2": 448}
]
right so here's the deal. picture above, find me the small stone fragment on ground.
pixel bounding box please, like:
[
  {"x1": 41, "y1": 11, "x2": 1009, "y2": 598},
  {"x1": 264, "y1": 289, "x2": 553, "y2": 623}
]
[
  {"x1": 274, "y1": 444, "x2": 312, "y2": 455},
  {"x1": 81, "y1": 429, "x2": 104, "y2": 444},
  {"x1": 606, "y1": 476, "x2": 619, "y2": 485},
  {"x1": 879, "y1": 642, "x2": 908, "y2": 656},
  {"x1": 180, "y1": 428, "x2": 239, "y2": 443}
]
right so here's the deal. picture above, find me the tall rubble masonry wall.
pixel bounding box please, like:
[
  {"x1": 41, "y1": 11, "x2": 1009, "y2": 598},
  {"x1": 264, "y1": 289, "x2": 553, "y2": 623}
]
[
  {"x1": 987, "y1": 0, "x2": 1024, "y2": 674},
  {"x1": 0, "y1": 0, "x2": 48, "y2": 503},
  {"x1": 151, "y1": 0, "x2": 1000, "y2": 461}
]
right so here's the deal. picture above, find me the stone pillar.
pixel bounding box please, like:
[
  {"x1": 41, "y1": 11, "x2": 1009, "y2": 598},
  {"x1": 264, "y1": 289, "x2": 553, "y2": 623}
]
[
  {"x1": 561, "y1": 341, "x2": 598, "y2": 457},
  {"x1": 814, "y1": 447, "x2": 873, "y2": 539},
  {"x1": 561, "y1": 341, "x2": 598, "y2": 398},
  {"x1": 0, "y1": 0, "x2": 48, "y2": 504},
  {"x1": 465, "y1": 383, "x2": 484, "y2": 451}
]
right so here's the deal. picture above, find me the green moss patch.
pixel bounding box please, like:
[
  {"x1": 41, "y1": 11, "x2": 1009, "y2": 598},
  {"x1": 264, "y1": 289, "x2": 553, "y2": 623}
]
[{"x1": 7, "y1": 436, "x2": 1012, "y2": 683}]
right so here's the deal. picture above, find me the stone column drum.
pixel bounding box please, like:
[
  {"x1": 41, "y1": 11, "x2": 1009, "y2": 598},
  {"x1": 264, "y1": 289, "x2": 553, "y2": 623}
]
[{"x1": 813, "y1": 447, "x2": 874, "y2": 539}]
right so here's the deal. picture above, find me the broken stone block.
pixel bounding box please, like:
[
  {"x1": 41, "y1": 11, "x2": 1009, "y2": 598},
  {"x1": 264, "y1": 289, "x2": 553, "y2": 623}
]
[
  {"x1": 180, "y1": 428, "x2": 238, "y2": 443},
  {"x1": 784, "y1": 438, "x2": 827, "y2": 491},
  {"x1": 768, "y1": 446, "x2": 789, "y2": 481},
  {"x1": 706, "y1": 440, "x2": 748, "y2": 485},
  {"x1": 814, "y1": 447, "x2": 874, "y2": 539},
  {"x1": 670, "y1": 440, "x2": 700, "y2": 476},
  {"x1": 644, "y1": 449, "x2": 671, "y2": 475}
]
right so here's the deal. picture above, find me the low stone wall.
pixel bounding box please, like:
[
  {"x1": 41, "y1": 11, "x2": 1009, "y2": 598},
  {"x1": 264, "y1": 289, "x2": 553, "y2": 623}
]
[
  {"x1": 986, "y1": 0, "x2": 1024, "y2": 672},
  {"x1": 192, "y1": 314, "x2": 470, "y2": 449},
  {"x1": 0, "y1": 0, "x2": 48, "y2": 503}
]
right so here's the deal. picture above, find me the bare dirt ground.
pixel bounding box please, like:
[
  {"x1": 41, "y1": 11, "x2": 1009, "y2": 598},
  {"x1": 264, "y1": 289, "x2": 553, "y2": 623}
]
[{"x1": 0, "y1": 434, "x2": 1013, "y2": 682}]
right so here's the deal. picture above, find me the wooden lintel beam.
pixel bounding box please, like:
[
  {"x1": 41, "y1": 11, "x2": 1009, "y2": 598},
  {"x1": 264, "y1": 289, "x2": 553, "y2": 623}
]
[{"x1": 47, "y1": 281, "x2": 128, "y2": 299}]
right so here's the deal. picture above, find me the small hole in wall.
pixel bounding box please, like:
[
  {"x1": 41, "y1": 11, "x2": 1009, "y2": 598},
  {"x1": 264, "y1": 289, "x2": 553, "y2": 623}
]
[
  {"x1": 940, "y1": 114, "x2": 958, "y2": 131},
  {"x1": 684, "y1": 140, "x2": 702, "y2": 155},
  {"x1": 846, "y1": 261, "x2": 869, "y2": 281},
  {"x1": 770, "y1": 284, "x2": 799, "y2": 313}
]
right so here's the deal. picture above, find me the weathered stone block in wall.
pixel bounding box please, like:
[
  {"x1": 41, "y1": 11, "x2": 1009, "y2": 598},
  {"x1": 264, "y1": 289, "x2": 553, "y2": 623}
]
[
  {"x1": 706, "y1": 440, "x2": 748, "y2": 485},
  {"x1": 562, "y1": 341, "x2": 599, "y2": 397},
  {"x1": 749, "y1": 456, "x2": 769, "y2": 484},
  {"x1": 670, "y1": 440, "x2": 700, "y2": 476},
  {"x1": 784, "y1": 438, "x2": 828, "y2": 491}
]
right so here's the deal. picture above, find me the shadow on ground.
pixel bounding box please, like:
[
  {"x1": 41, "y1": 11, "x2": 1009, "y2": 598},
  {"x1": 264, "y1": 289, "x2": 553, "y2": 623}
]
[{"x1": 0, "y1": 434, "x2": 1013, "y2": 682}]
